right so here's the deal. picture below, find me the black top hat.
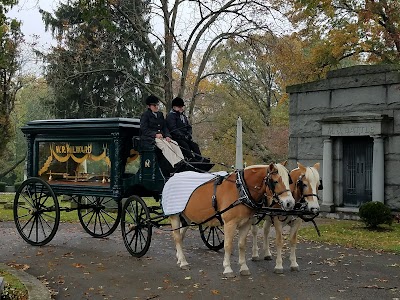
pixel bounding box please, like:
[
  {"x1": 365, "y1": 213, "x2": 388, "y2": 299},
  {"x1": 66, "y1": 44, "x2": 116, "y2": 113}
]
[
  {"x1": 171, "y1": 97, "x2": 185, "y2": 107},
  {"x1": 146, "y1": 95, "x2": 160, "y2": 105}
]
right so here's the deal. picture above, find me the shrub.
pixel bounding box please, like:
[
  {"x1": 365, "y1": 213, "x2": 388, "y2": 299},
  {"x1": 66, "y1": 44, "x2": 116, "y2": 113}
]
[
  {"x1": 0, "y1": 182, "x2": 6, "y2": 192},
  {"x1": 359, "y1": 201, "x2": 393, "y2": 229},
  {"x1": 14, "y1": 182, "x2": 22, "y2": 191}
]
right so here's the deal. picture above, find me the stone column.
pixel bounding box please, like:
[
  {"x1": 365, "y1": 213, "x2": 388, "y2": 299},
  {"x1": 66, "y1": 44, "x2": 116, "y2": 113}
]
[
  {"x1": 372, "y1": 136, "x2": 385, "y2": 203},
  {"x1": 321, "y1": 138, "x2": 334, "y2": 211},
  {"x1": 235, "y1": 117, "x2": 243, "y2": 169}
]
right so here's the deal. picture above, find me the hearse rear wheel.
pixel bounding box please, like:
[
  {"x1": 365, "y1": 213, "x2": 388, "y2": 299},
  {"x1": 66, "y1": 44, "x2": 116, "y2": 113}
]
[{"x1": 13, "y1": 177, "x2": 60, "y2": 246}]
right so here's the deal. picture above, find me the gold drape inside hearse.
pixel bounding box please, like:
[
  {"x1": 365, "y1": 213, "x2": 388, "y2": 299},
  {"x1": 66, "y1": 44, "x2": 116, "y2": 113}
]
[{"x1": 38, "y1": 144, "x2": 111, "y2": 176}]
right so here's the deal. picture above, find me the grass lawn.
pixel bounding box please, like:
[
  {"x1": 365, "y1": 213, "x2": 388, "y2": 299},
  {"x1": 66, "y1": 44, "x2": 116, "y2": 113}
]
[
  {"x1": 299, "y1": 218, "x2": 400, "y2": 254},
  {"x1": 0, "y1": 267, "x2": 28, "y2": 300}
]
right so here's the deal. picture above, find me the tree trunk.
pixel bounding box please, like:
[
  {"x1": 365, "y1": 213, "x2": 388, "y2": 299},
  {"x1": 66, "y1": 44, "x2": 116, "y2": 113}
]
[{"x1": 0, "y1": 155, "x2": 26, "y2": 180}]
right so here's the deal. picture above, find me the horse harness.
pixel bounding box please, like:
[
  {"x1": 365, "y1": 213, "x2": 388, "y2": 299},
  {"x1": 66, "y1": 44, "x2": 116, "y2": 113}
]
[
  {"x1": 293, "y1": 173, "x2": 322, "y2": 211},
  {"x1": 292, "y1": 172, "x2": 322, "y2": 234},
  {"x1": 265, "y1": 170, "x2": 292, "y2": 209},
  {"x1": 208, "y1": 169, "x2": 266, "y2": 225}
]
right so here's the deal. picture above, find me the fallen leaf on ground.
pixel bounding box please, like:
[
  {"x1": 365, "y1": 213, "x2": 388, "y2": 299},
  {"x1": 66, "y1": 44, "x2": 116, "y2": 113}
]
[{"x1": 211, "y1": 289, "x2": 219, "y2": 295}]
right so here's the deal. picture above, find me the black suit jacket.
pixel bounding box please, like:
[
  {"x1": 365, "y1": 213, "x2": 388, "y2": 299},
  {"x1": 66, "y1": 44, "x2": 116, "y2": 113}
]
[{"x1": 140, "y1": 109, "x2": 171, "y2": 146}]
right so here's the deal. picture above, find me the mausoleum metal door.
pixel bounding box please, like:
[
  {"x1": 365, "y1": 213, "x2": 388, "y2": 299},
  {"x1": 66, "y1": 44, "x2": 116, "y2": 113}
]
[{"x1": 343, "y1": 137, "x2": 373, "y2": 207}]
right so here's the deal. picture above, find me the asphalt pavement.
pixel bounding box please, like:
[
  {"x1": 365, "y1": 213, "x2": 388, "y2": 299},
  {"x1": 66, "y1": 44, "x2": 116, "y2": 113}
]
[{"x1": 0, "y1": 219, "x2": 399, "y2": 300}]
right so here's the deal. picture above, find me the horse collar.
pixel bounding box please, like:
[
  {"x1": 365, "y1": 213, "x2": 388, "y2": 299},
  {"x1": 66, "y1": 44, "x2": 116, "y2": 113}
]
[{"x1": 235, "y1": 169, "x2": 263, "y2": 210}]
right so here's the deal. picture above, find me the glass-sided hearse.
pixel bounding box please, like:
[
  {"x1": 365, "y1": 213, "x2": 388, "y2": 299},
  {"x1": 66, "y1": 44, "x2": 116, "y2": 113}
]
[{"x1": 13, "y1": 118, "x2": 221, "y2": 255}]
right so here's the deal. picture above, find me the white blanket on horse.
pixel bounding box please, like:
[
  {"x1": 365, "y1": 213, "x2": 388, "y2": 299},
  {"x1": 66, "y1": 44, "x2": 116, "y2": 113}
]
[{"x1": 162, "y1": 171, "x2": 228, "y2": 216}]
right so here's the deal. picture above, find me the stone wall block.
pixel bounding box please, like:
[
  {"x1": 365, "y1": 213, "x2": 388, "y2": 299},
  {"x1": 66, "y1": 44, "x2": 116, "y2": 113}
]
[
  {"x1": 392, "y1": 111, "x2": 400, "y2": 134},
  {"x1": 386, "y1": 135, "x2": 400, "y2": 156},
  {"x1": 384, "y1": 186, "x2": 400, "y2": 209},
  {"x1": 295, "y1": 137, "x2": 324, "y2": 158},
  {"x1": 331, "y1": 86, "x2": 386, "y2": 108},
  {"x1": 289, "y1": 93, "x2": 298, "y2": 115},
  {"x1": 384, "y1": 160, "x2": 400, "y2": 185},
  {"x1": 387, "y1": 84, "x2": 400, "y2": 105},
  {"x1": 297, "y1": 91, "x2": 330, "y2": 112},
  {"x1": 290, "y1": 115, "x2": 323, "y2": 136}
]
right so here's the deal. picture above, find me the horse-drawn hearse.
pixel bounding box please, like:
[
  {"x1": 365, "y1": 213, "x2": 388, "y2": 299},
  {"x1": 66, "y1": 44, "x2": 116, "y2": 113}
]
[{"x1": 14, "y1": 117, "x2": 321, "y2": 277}]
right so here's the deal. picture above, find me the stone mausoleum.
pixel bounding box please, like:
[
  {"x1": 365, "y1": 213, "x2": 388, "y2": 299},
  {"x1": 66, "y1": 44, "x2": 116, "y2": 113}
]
[{"x1": 287, "y1": 65, "x2": 400, "y2": 214}]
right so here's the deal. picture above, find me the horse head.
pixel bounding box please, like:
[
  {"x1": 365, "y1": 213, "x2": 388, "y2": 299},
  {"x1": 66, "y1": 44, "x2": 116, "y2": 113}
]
[
  {"x1": 241, "y1": 165, "x2": 272, "y2": 206},
  {"x1": 290, "y1": 162, "x2": 321, "y2": 214},
  {"x1": 264, "y1": 162, "x2": 295, "y2": 210}
]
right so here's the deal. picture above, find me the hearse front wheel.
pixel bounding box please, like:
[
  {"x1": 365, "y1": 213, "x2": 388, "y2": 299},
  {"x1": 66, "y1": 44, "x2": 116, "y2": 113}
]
[
  {"x1": 199, "y1": 225, "x2": 224, "y2": 251},
  {"x1": 121, "y1": 195, "x2": 152, "y2": 257}
]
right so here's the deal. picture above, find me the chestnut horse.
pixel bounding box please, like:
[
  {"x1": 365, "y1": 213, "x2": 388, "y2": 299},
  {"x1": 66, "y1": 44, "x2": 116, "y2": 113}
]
[
  {"x1": 251, "y1": 162, "x2": 321, "y2": 273},
  {"x1": 169, "y1": 163, "x2": 295, "y2": 277}
]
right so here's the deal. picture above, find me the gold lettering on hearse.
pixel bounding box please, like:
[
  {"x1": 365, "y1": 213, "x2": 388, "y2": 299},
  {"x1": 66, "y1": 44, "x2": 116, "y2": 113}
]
[{"x1": 55, "y1": 143, "x2": 92, "y2": 154}]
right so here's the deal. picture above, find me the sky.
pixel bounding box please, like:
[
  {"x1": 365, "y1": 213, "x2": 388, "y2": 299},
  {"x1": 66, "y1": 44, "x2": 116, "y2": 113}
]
[
  {"x1": 8, "y1": 0, "x2": 56, "y2": 47},
  {"x1": 7, "y1": 0, "x2": 58, "y2": 73}
]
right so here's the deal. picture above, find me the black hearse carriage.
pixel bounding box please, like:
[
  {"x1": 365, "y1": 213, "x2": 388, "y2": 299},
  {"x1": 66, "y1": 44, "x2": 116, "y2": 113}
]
[{"x1": 14, "y1": 118, "x2": 221, "y2": 255}]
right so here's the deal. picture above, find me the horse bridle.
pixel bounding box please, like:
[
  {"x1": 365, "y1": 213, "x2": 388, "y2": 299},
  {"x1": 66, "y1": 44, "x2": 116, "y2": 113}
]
[
  {"x1": 265, "y1": 170, "x2": 291, "y2": 209},
  {"x1": 294, "y1": 174, "x2": 321, "y2": 210}
]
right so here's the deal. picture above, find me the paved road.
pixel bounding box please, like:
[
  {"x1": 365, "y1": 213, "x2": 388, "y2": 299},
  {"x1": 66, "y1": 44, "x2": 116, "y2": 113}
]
[{"x1": 0, "y1": 220, "x2": 399, "y2": 300}]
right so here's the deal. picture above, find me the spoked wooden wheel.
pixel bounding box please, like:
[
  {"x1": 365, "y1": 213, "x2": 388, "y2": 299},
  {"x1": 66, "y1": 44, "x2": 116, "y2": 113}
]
[
  {"x1": 78, "y1": 196, "x2": 121, "y2": 238},
  {"x1": 121, "y1": 195, "x2": 152, "y2": 257},
  {"x1": 13, "y1": 177, "x2": 60, "y2": 246},
  {"x1": 199, "y1": 225, "x2": 224, "y2": 251}
]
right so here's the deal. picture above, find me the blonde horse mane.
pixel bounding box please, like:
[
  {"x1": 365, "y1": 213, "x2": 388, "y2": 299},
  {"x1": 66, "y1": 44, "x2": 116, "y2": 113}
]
[
  {"x1": 305, "y1": 166, "x2": 320, "y2": 184},
  {"x1": 246, "y1": 163, "x2": 290, "y2": 188}
]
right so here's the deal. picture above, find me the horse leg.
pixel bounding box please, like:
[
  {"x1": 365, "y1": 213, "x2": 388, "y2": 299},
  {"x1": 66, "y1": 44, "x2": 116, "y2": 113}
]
[
  {"x1": 262, "y1": 218, "x2": 273, "y2": 260},
  {"x1": 222, "y1": 222, "x2": 237, "y2": 278},
  {"x1": 238, "y1": 220, "x2": 252, "y2": 276},
  {"x1": 180, "y1": 226, "x2": 189, "y2": 242},
  {"x1": 170, "y1": 215, "x2": 189, "y2": 270},
  {"x1": 289, "y1": 219, "x2": 302, "y2": 272},
  {"x1": 251, "y1": 220, "x2": 260, "y2": 260},
  {"x1": 273, "y1": 218, "x2": 284, "y2": 274}
]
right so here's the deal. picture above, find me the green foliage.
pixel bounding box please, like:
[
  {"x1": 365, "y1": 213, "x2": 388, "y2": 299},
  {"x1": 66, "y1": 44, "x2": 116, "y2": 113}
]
[
  {"x1": 0, "y1": 181, "x2": 6, "y2": 192},
  {"x1": 41, "y1": 0, "x2": 157, "y2": 118},
  {"x1": 359, "y1": 201, "x2": 393, "y2": 229},
  {"x1": 14, "y1": 181, "x2": 21, "y2": 190},
  {"x1": 0, "y1": 77, "x2": 52, "y2": 184},
  {"x1": 0, "y1": 0, "x2": 23, "y2": 157}
]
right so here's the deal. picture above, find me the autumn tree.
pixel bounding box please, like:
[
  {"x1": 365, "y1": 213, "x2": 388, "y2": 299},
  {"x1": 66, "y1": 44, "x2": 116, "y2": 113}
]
[
  {"x1": 277, "y1": 0, "x2": 400, "y2": 64},
  {"x1": 0, "y1": 0, "x2": 23, "y2": 157},
  {"x1": 198, "y1": 33, "x2": 329, "y2": 164},
  {"x1": 41, "y1": 1, "x2": 282, "y2": 118},
  {"x1": 0, "y1": 76, "x2": 53, "y2": 181}
]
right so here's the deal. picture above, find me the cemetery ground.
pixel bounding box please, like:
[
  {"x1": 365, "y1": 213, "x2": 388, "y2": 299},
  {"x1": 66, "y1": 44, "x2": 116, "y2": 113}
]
[{"x1": 0, "y1": 192, "x2": 399, "y2": 300}]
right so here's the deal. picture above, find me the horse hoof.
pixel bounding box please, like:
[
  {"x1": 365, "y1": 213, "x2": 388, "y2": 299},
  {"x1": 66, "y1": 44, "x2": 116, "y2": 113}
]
[
  {"x1": 274, "y1": 268, "x2": 284, "y2": 274},
  {"x1": 180, "y1": 265, "x2": 190, "y2": 270},
  {"x1": 223, "y1": 272, "x2": 235, "y2": 278},
  {"x1": 251, "y1": 256, "x2": 260, "y2": 261},
  {"x1": 240, "y1": 270, "x2": 251, "y2": 276},
  {"x1": 291, "y1": 266, "x2": 299, "y2": 272},
  {"x1": 264, "y1": 256, "x2": 272, "y2": 261}
]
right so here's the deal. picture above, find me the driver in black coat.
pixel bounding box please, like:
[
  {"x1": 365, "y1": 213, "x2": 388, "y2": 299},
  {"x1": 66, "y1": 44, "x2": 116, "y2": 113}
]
[
  {"x1": 140, "y1": 95, "x2": 185, "y2": 168},
  {"x1": 166, "y1": 97, "x2": 203, "y2": 161}
]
